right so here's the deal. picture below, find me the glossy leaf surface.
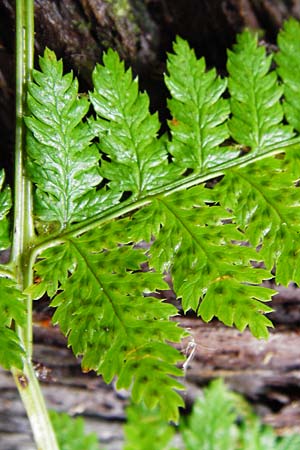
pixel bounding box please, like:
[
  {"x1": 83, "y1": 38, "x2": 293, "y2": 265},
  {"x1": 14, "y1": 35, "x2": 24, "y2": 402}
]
[
  {"x1": 227, "y1": 30, "x2": 293, "y2": 152},
  {"x1": 21, "y1": 24, "x2": 300, "y2": 426},
  {"x1": 25, "y1": 49, "x2": 109, "y2": 229},
  {"x1": 165, "y1": 37, "x2": 236, "y2": 172},
  {"x1": 216, "y1": 159, "x2": 300, "y2": 286},
  {"x1": 276, "y1": 18, "x2": 300, "y2": 133},
  {"x1": 90, "y1": 50, "x2": 175, "y2": 199}
]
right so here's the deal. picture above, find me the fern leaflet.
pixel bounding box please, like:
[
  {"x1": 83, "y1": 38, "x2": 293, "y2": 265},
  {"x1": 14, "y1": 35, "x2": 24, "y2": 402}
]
[
  {"x1": 25, "y1": 49, "x2": 114, "y2": 229},
  {"x1": 275, "y1": 18, "x2": 300, "y2": 179},
  {"x1": 215, "y1": 159, "x2": 300, "y2": 286},
  {"x1": 276, "y1": 18, "x2": 300, "y2": 133},
  {"x1": 0, "y1": 278, "x2": 26, "y2": 369},
  {"x1": 90, "y1": 50, "x2": 176, "y2": 198},
  {"x1": 124, "y1": 403, "x2": 175, "y2": 450},
  {"x1": 227, "y1": 30, "x2": 293, "y2": 152},
  {"x1": 30, "y1": 227, "x2": 185, "y2": 422},
  {"x1": 128, "y1": 186, "x2": 275, "y2": 338},
  {"x1": 50, "y1": 411, "x2": 101, "y2": 450},
  {"x1": 165, "y1": 37, "x2": 236, "y2": 172},
  {"x1": 181, "y1": 379, "x2": 300, "y2": 450},
  {"x1": 0, "y1": 170, "x2": 11, "y2": 250}
]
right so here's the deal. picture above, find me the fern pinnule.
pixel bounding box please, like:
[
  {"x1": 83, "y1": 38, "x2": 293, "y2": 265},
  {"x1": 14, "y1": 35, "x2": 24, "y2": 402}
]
[
  {"x1": 227, "y1": 30, "x2": 293, "y2": 152},
  {"x1": 90, "y1": 50, "x2": 174, "y2": 199},
  {"x1": 25, "y1": 49, "x2": 106, "y2": 229},
  {"x1": 276, "y1": 18, "x2": 300, "y2": 133},
  {"x1": 165, "y1": 37, "x2": 234, "y2": 173},
  {"x1": 0, "y1": 278, "x2": 27, "y2": 369}
]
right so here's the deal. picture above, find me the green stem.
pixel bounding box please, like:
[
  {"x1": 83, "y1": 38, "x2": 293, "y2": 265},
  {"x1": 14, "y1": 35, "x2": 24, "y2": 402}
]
[
  {"x1": 13, "y1": 0, "x2": 35, "y2": 359},
  {"x1": 12, "y1": 1, "x2": 59, "y2": 448},
  {"x1": 12, "y1": 363, "x2": 59, "y2": 450}
]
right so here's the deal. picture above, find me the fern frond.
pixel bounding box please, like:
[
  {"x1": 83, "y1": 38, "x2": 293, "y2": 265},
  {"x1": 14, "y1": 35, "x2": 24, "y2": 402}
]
[
  {"x1": 50, "y1": 411, "x2": 101, "y2": 450},
  {"x1": 30, "y1": 229, "x2": 186, "y2": 422},
  {"x1": 129, "y1": 186, "x2": 275, "y2": 338},
  {"x1": 22, "y1": 29, "x2": 300, "y2": 430},
  {"x1": 216, "y1": 159, "x2": 300, "y2": 286},
  {"x1": 124, "y1": 403, "x2": 174, "y2": 450},
  {"x1": 181, "y1": 379, "x2": 240, "y2": 450},
  {"x1": 165, "y1": 37, "x2": 235, "y2": 172},
  {"x1": 275, "y1": 19, "x2": 300, "y2": 178},
  {"x1": 90, "y1": 50, "x2": 176, "y2": 198},
  {"x1": 0, "y1": 170, "x2": 11, "y2": 250},
  {"x1": 227, "y1": 30, "x2": 293, "y2": 152},
  {"x1": 0, "y1": 278, "x2": 26, "y2": 369},
  {"x1": 25, "y1": 48, "x2": 111, "y2": 229},
  {"x1": 276, "y1": 18, "x2": 300, "y2": 133},
  {"x1": 181, "y1": 379, "x2": 300, "y2": 450}
]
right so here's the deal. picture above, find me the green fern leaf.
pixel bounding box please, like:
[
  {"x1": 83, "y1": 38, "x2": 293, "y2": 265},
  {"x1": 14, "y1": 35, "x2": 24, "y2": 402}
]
[
  {"x1": 90, "y1": 49, "x2": 176, "y2": 198},
  {"x1": 240, "y1": 420, "x2": 300, "y2": 450},
  {"x1": 276, "y1": 435, "x2": 300, "y2": 450},
  {"x1": 215, "y1": 159, "x2": 300, "y2": 286},
  {"x1": 227, "y1": 30, "x2": 293, "y2": 152},
  {"x1": 165, "y1": 37, "x2": 236, "y2": 172},
  {"x1": 31, "y1": 228, "x2": 186, "y2": 422},
  {"x1": 0, "y1": 170, "x2": 11, "y2": 250},
  {"x1": 181, "y1": 379, "x2": 240, "y2": 450},
  {"x1": 275, "y1": 18, "x2": 300, "y2": 133},
  {"x1": 181, "y1": 379, "x2": 300, "y2": 450},
  {"x1": 129, "y1": 186, "x2": 275, "y2": 338},
  {"x1": 275, "y1": 18, "x2": 300, "y2": 178},
  {"x1": 124, "y1": 403, "x2": 175, "y2": 450},
  {"x1": 25, "y1": 48, "x2": 113, "y2": 229},
  {"x1": 0, "y1": 278, "x2": 26, "y2": 369},
  {"x1": 50, "y1": 411, "x2": 100, "y2": 450}
]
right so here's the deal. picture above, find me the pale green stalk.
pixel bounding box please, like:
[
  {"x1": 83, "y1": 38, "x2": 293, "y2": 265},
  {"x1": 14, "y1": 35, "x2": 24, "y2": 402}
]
[{"x1": 11, "y1": 1, "x2": 59, "y2": 448}]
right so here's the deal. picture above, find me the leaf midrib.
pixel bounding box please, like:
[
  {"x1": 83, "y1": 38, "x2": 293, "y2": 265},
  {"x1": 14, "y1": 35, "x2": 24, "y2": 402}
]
[{"x1": 70, "y1": 239, "x2": 128, "y2": 333}]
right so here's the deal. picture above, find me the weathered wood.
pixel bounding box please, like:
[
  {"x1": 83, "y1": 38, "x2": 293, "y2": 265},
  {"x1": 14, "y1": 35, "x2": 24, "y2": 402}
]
[{"x1": 179, "y1": 320, "x2": 300, "y2": 434}]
